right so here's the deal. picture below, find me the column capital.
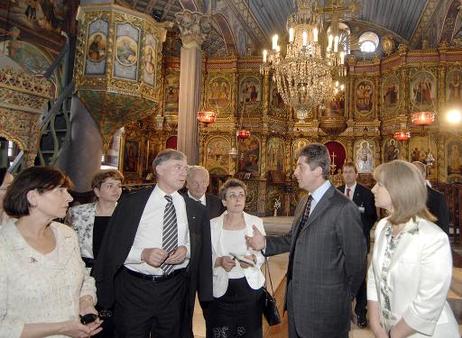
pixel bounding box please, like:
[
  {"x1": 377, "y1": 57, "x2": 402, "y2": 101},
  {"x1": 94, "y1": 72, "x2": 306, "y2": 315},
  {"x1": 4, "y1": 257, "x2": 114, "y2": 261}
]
[{"x1": 175, "y1": 10, "x2": 211, "y2": 48}]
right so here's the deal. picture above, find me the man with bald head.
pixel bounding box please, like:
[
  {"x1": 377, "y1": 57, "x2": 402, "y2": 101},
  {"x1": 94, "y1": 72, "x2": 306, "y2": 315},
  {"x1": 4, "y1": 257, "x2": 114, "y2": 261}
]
[
  {"x1": 412, "y1": 161, "x2": 450, "y2": 235},
  {"x1": 185, "y1": 166, "x2": 225, "y2": 220}
]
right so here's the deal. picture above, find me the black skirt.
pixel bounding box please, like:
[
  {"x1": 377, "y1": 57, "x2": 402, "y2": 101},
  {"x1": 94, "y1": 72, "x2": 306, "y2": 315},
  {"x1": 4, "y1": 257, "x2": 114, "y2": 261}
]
[{"x1": 206, "y1": 277, "x2": 264, "y2": 338}]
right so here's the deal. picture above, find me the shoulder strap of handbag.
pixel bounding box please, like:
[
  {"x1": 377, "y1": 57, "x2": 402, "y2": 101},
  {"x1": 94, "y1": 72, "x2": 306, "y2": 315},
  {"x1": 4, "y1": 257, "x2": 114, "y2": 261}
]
[{"x1": 264, "y1": 256, "x2": 276, "y2": 296}]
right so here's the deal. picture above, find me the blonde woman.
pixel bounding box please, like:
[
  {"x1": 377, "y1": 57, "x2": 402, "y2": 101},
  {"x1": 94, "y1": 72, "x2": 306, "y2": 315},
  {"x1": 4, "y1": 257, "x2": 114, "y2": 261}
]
[
  {"x1": 208, "y1": 178, "x2": 265, "y2": 338},
  {"x1": 368, "y1": 160, "x2": 458, "y2": 338}
]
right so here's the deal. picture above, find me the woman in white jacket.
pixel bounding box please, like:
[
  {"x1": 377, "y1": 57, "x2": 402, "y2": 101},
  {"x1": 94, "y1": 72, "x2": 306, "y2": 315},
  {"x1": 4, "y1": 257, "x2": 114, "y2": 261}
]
[
  {"x1": 368, "y1": 160, "x2": 458, "y2": 338},
  {"x1": 207, "y1": 178, "x2": 266, "y2": 338}
]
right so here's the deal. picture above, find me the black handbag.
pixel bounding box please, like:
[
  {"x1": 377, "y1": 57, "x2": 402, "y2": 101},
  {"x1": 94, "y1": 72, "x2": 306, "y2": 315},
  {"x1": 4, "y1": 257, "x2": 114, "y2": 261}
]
[{"x1": 262, "y1": 257, "x2": 281, "y2": 326}]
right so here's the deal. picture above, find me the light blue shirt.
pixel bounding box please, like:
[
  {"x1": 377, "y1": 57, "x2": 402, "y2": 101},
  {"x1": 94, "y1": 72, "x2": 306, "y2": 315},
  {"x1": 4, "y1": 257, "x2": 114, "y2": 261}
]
[{"x1": 309, "y1": 180, "x2": 331, "y2": 214}]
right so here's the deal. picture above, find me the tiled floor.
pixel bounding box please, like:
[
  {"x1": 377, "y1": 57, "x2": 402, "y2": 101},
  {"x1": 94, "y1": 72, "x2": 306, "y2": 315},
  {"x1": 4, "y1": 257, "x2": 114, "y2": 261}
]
[{"x1": 193, "y1": 217, "x2": 462, "y2": 337}]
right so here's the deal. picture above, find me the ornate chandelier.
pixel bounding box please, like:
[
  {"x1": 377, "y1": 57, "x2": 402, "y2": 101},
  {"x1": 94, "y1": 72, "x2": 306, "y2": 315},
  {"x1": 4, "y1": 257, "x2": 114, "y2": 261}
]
[{"x1": 260, "y1": 0, "x2": 355, "y2": 120}]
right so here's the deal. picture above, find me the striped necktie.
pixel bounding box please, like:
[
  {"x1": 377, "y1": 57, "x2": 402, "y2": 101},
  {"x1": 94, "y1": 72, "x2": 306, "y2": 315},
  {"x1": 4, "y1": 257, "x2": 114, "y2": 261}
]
[{"x1": 160, "y1": 195, "x2": 178, "y2": 274}]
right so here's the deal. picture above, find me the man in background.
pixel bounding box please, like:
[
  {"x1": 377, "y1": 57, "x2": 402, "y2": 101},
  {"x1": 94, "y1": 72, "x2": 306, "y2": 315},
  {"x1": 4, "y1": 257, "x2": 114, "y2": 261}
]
[
  {"x1": 185, "y1": 165, "x2": 225, "y2": 220},
  {"x1": 339, "y1": 162, "x2": 378, "y2": 328},
  {"x1": 412, "y1": 161, "x2": 450, "y2": 235}
]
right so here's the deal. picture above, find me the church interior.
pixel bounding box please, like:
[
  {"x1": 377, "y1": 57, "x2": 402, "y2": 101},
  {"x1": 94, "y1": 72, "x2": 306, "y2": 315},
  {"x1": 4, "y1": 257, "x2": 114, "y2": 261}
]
[{"x1": 2, "y1": 0, "x2": 462, "y2": 336}]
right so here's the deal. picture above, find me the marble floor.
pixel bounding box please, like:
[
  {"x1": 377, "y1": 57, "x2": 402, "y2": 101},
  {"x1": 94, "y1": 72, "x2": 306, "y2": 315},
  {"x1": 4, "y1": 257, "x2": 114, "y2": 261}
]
[{"x1": 193, "y1": 217, "x2": 462, "y2": 338}]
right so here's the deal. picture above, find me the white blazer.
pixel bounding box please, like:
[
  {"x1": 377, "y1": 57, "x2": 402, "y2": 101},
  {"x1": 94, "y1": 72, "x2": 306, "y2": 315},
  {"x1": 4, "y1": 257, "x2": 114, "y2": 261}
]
[
  {"x1": 210, "y1": 211, "x2": 266, "y2": 298},
  {"x1": 367, "y1": 217, "x2": 459, "y2": 337},
  {"x1": 67, "y1": 202, "x2": 97, "y2": 259}
]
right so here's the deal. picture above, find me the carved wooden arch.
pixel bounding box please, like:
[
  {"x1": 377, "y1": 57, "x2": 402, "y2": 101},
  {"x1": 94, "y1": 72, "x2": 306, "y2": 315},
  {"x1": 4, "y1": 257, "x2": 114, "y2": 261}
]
[
  {"x1": 439, "y1": 0, "x2": 460, "y2": 44},
  {"x1": 0, "y1": 130, "x2": 25, "y2": 152}
]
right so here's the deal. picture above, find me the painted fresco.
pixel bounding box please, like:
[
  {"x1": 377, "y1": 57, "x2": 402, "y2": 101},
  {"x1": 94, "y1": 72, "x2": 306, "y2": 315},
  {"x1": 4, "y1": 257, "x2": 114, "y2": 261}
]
[
  {"x1": 208, "y1": 77, "x2": 231, "y2": 109},
  {"x1": 85, "y1": 19, "x2": 108, "y2": 75},
  {"x1": 113, "y1": 23, "x2": 140, "y2": 80},
  {"x1": 164, "y1": 74, "x2": 179, "y2": 114},
  {"x1": 355, "y1": 80, "x2": 373, "y2": 113},
  {"x1": 354, "y1": 140, "x2": 374, "y2": 173},
  {"x1": 447, "y1": 140, "x2": 462, "y2": 175},
  {"x1": 206, "y1": 137, "x2": 230, "y2": 172},
  {"x1": 0, "y1": 40, "x2": 51, "y2": 75},
  {"x1": 142, "y1": 33, "x2": 157, "y2": 85},
  {"x1": 411, "y1": 72, "x2": 436, "y2": 108},
  {"x1": 447, "y1": 70, "x2": 462, "y2": 103},
  {"x1": 326, "y1": 91, "x2": 345, "y2": 116},
  {"x1": 382, "y1": 75, "x2": 399, "y2": 111},
  {"x1": 1, "y1": 0, "x2": 65, "y2": 33},
  {"x1": 383, "y1": 138, "x2": 400, "y2": 162},
  {"x1": 270, "y1": 84, "x2": 284, "y2": 109},
  {"x1": 123, "y1": 139, "x2": 139, "y2": 173},
  {"x1": 267, "y1": 137, "x2": 284, "y2": 172},
  {"x1": 239, "y1": 76, "x2": 261, "y2": 105},
  {"x1": 238, "y1": 136, "x2": 259, "y2": 175}
]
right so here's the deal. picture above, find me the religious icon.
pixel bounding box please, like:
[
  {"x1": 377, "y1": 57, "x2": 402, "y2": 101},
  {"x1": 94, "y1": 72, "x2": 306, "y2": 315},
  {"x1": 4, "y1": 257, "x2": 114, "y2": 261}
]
[
  {"x1": 87, "y1": 32, "x2": 106, "y2": 62},
  {"x1": 355, "y1": 140, "x2": 374, "y2": 173},
  {"x1": 355, "y1": 81, "x2": 373, "y2": 112},
  {"x1": 448, "y1": 141, "x2": 462, "y2": 175},
  {"x1": 240, "y1": 77, "x2": 260, "y2": 104},
  {"x1": 447, "y1": 71, "x2": 462, "y2": 102},
  {"x1": 384, "y1": 139, "x2": 399, "y2": 162},
  {"x1": 144, "y1": 46, "x2": 155, "y2": 74},
  {"x1": 123, "y1": 140, "x2": 139, "y2": 173},
  {"x1": 383, "y1": 83, "x2": 398, "y2": 107},
  {"x1": 208, "y1": 78, "x2": 230, "y2": 108},
  {"x1": 116, "y1": 36, "x2": 138, "y2": 66},
  {"x1": 412, "y1": 73, "x2": 435, "y2": 107}
]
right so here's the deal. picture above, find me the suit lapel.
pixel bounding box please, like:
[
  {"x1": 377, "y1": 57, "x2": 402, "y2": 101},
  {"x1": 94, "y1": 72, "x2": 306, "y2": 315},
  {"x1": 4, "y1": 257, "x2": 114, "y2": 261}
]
[{"x1": 301, "y1": 186, "x2": 336, "y2": 232}]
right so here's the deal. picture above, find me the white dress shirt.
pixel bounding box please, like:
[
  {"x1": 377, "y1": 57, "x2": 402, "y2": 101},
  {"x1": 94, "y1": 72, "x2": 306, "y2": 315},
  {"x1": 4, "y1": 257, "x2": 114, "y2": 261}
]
[
  {"x1": 125, "y1": 186, "x2": 190, "y2": 275},
  {"x1": 187, "y1": 191, "x2": 206, "y2": 206},
  {"x1": 310, "y1": 180, "x2": 332, "y2": 214}
]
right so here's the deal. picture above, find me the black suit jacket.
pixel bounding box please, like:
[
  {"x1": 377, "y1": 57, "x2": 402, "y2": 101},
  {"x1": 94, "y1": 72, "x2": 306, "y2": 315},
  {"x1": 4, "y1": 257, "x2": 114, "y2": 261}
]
[
  {"x1": 338, "y1": 184, "x2": 377, "y2": 251},
  {"x1": 205, "y1": 193, "x2": 225, "y2": 219},
  {"x1": 93, "y1": 187, "x2": 213, "y2": 337},
  {"x1": 427, "y1": 185, "x2": 450, "y2": 235}
]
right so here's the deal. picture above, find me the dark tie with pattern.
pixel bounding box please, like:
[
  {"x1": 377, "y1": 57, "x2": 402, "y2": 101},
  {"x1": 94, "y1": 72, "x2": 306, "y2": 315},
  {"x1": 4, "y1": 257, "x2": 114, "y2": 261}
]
[
  {"x1": 346, "y1": 188, "x2": 351, "y2": 199},
  {"x1": 160, "y1": 195, "x2": 178, "y2": 274},
  {"x1": 287, "y1": 195, "x2": 313, "y2": 280}
]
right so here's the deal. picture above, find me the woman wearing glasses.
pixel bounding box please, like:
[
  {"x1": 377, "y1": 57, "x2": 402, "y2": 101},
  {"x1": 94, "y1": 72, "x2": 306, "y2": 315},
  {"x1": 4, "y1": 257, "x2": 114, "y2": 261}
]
[
  {"x1": 0, "y1": 167, "x2": 101, "y2": 337},
  {"x1": 207, "y1": 178, "x2": 266, "y2": 338}
]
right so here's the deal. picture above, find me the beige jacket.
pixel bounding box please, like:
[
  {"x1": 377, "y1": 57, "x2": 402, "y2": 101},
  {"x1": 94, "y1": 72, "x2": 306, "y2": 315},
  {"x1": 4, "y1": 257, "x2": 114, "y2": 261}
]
[{"x1": 0, "y1": 220, "x2": 96, "y2": 338}]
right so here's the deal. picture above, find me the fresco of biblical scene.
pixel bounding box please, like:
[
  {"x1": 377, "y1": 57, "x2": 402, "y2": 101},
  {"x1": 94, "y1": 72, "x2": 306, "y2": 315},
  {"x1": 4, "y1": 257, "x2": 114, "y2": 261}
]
[
  {"x1": 325, "y1": 91, "x2": 345, "y2": 116},
  {"x1": 206, "y1": 137, "x2": 231, "y2": 172},
  {"x1": 238, "y1": 136, "x2": 260, "y2": 175},
  {"x1": 354, "y1": 140, "x2": 374, "y2": 173},
  {"x1": 239, "y1": 76, "x2": 261, "y2": 105},
  {"x1": 0, "y1": 40, "x2": 52, "y2": 76},
  {"x1": 411, "y1": 72, "x2": 435, "y2": 108},
  {"x1": 447, "y1": 140, "x2": 462, "y2": 176},
  {"x1": 447, "y1": 70, "x2": 462, "y2": 103},
  {"x1": 208, "y1": 77, "x2": 231, "y2": 109},
  {"x1": 267, "y1": 137, "x2": 285, "y2": 172},
  {"x1": 270, "y1": 84, "x2": 284, "y2": 109},
  {"x1": 355, "y1": 80, "x2": 373, "y2": 113},
  {"x1": 1, "y1": 0, "x2": 65, "y2": 33},
  {"x1": 113, "y1": 23, "x2": 140, "y2": 80},
  {"x1": 383, "y1": 138, "x2": 400, "y2": 162},
  {"x1": 164, "y1": 74, "x2": 179, "y2": 114},
  {"x1": 382, "y1": 76, "x2": 399, "y2": 110},
  {"x1": 123, "y1": 140, "x2": 140, "y2": 173},
  {"x1": 142, "y1": 33, "x2": 157, "y2": 85},
  {"x1": 85, "y1": 19, "x2": 108, "y2": 75},
  {"x1": 409, "y1": 136, "x2": 437, "y2": 180}
]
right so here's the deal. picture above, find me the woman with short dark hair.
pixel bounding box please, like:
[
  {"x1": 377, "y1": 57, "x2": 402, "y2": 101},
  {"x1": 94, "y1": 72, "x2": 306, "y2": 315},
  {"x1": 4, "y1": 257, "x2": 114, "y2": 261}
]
[
  {"x1": 368, "y1": 160, "x2": 458, "y2": 338},
  {"x1": 207, "y1": 178, "x2": 265, "y2": 338},
  {"x1": 0, "y1": 166, "x2": 101, "y2": 338},
  {"x1": 67, "y1": 169, "x2": 124, "y2": 270}
]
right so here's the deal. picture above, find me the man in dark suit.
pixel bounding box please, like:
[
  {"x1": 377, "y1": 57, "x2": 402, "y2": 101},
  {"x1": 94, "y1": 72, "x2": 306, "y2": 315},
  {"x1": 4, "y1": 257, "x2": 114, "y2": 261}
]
[
  {"x1": 185, "y1": 165, "x2": 225, "y2": 220},
  {"x1": 247, "y1": 143, "x2": 366, "y2": 338},
  {"x1": 93, "y1": 149, "x2": 213, "y2": 338},
  {"x1": 412, "y1": 161, "x2": 450, "y2": 235},
  {"x1": 338, "y1": 162, "x2": 377, "y2": 328}
]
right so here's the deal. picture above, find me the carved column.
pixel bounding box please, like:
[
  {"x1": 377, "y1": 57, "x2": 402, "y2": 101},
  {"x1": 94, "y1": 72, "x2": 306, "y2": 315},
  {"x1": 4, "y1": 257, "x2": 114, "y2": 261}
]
[{"x1": 176, "y1": 11, "x2": 210, "y2": 164}]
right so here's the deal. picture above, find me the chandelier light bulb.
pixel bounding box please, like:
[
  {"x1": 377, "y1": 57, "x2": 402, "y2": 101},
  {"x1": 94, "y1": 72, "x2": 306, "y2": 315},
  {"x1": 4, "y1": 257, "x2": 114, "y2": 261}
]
[
  {"x1": 446, "y1": 108, "x2": 462, "y2": 124},
  {"x1": 334, "y1": 35, "x2": 339, "y2": 52},
  {"x1": 328, "y1": 34, "x2": 334, "y2": 50},
  {"x1": 272, "y1": 34, "x2": 279, "y2": 50},
  {"x1": 340, "y1": 51, "x2": 345, "y2": 64},
  {"x1": 262, "y1": 49, "x2": 268, "y2": 63},
  {"x1": 289, "y1": 28, "x2": 295, "y2": 43},
  {"x1": 313, "y1": 27, "x2": 318, "y2": 42},
  {"x1": 302, "y1": 31, "x2": 308, "y2": 47}
]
